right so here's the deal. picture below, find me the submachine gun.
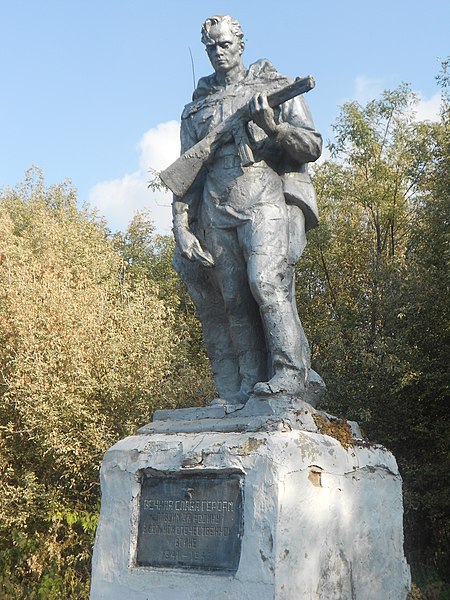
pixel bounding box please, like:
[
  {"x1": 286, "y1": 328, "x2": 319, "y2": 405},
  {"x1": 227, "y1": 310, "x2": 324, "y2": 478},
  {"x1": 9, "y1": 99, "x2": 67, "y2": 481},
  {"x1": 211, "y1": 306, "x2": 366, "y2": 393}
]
[{"x1": 159, "y1": 75, "x2": 315, "y2": 198}]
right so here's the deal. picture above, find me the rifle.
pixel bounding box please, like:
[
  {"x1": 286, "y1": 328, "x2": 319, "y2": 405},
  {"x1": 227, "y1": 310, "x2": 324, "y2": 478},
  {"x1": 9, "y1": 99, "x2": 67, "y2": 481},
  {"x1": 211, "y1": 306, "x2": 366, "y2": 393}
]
[{"x1": 160, "y1": 75, "x2": 315, "y2": 197}]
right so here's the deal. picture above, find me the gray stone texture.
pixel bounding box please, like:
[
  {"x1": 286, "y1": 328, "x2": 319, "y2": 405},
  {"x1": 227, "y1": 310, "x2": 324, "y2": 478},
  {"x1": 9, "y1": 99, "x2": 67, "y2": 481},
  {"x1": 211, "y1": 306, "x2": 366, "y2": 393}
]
[
  {"x1": 167, "y1": 15, "x2": 323, "y2": 405},
  {"x1": 90, "y1": 427, "x2": 411, "y2": 599}
]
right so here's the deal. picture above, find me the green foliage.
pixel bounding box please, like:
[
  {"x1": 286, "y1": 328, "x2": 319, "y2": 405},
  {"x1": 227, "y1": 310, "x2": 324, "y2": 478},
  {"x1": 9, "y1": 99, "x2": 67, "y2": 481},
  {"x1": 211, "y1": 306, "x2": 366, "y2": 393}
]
[
  {"x1": 408, "y1": 569, "x2": 450, "y2": 600},
  {"x1": 298, "y1": 80, "x2": 449, "y2": 583},
  {"x1": 396, "y1": 97, "x2": 450, "y2": 579}
]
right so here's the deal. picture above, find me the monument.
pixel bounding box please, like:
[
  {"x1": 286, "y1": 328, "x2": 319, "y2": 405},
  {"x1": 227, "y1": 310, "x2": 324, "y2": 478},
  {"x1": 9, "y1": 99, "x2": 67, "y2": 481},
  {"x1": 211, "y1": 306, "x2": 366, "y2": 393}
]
[
  {"x1": 90, "y1": 15, "x2": 411, "y2": 599},
  {"x1": 166, "y1": 14, "x2": 323, "y2": 405}
]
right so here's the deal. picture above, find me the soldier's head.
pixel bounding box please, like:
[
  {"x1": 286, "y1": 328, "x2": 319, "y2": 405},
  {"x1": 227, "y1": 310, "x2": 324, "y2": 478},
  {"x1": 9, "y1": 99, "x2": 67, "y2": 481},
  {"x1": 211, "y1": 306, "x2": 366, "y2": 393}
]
[{"x1": 201, "y1": 15, "x2": 245, "y2": 76}]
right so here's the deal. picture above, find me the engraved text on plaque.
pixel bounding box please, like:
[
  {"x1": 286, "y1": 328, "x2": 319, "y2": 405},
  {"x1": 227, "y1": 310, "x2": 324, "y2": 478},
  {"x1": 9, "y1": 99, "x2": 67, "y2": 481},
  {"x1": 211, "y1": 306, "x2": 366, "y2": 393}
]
[{"x1": 136, "y1": 471, "x2": 243, "y2": 572}]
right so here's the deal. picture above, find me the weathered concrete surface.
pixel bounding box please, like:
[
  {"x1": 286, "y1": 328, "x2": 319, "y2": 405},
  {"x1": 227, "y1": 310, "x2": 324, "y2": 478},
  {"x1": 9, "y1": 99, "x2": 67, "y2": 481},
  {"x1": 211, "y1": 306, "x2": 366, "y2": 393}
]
[
  {"x1": 140, "y1": 398, "x2": 362, "y2": 438},
  {"x1": 90, "y1": 429, "x2": 410, "y2": 599}
]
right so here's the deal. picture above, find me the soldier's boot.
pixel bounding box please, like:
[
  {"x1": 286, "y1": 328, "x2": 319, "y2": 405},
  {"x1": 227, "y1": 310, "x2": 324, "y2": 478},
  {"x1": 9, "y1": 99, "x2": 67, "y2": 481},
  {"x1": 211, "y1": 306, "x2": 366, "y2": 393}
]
[
  {"x1": 252, "y1": 303, "x2": 309, "y2": 397},
  {"x1": 227, "y1": 313, "x2": 268, "y2": 403},
  {"x1": 210, "y1": 347, "x2": 268, "y2": 405}
]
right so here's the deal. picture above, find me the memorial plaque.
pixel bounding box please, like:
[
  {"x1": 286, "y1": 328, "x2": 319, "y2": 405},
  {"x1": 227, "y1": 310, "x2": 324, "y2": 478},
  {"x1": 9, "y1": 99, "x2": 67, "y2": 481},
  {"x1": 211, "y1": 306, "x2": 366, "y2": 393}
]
[{"x1": 136, "y1": 471, "x2": 244, "y2": 572}]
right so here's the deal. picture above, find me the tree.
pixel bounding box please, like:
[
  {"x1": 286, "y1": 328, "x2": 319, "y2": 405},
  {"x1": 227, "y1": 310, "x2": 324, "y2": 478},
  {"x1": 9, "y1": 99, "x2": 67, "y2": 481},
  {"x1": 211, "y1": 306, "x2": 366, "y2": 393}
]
[
  {"x1": 392, "y1": 89, "x2": 449, "y2": 579},
  {"x1": 112, "y1": 209, "x2": 215, "y2": 410},
  {"x1": 298, "y1": 85, "x2": 421, "y2": 419},
  {"x1": 0, "y1": 169, "x2": 177, "y2": 598},
  {"x1": 297, "y1": 81, "x2": 449, "y2": 583}
]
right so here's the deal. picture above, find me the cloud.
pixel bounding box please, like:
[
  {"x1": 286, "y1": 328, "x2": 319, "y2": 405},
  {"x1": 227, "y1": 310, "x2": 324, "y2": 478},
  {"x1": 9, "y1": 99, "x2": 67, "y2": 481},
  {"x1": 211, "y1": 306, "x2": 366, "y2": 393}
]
[
  {"x1": 415, "y1": 92, "x2": 441, "y2": 122},
  {"x1": 315, "y1": 144, "x2": 331, "y2": 165},
  {"x1": 138, "y1": 121, "x2": 181, "y2": 172},
  {"x1": 352, "y1": 75, "x2": 442, "y2": 123},
  {"x1": 89, "y1": 120, "x2": 180, "y2": 234},
  {"x1": 354, "y1": 75, "x2": 385, "y2": 105}
]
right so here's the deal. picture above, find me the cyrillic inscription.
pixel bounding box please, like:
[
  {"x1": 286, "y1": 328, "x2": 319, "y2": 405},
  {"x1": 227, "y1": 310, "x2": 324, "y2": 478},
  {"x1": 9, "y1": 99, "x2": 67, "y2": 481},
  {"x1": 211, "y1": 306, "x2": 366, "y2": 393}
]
[{"x1": 136, "y1": 472, "x2": 243, "y2": 572}]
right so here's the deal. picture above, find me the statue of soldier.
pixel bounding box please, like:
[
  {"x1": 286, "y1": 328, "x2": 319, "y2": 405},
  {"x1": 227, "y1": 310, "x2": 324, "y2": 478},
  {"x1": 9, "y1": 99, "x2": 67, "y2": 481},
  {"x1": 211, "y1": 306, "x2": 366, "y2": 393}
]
[{"x1": 172, "y1": 15, "x2": 323, "y2": 404}]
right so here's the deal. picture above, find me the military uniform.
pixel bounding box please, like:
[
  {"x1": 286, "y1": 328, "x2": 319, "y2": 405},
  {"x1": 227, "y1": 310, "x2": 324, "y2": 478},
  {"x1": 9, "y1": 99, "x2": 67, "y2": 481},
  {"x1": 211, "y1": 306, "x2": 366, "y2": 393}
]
[{"x1": 174, "y1": 60, "x2": 322, "y2": 402}]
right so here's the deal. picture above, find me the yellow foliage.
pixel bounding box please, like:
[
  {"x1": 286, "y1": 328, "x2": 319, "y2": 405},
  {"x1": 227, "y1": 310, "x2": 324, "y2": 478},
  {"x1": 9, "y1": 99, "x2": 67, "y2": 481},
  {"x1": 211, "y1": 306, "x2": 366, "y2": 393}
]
[
  {"x1": 0, "y1": 171, "x2": 178, "y2": 597},
  {"x1": 312, "y1": 413, "x2": 355, "y2": 448}
]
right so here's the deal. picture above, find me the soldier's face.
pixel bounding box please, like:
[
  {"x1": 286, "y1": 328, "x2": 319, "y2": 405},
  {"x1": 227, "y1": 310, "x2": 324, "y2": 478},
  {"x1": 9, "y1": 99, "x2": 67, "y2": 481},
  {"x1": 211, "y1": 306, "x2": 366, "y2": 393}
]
[{"x1": 205, "y1": 23, "x2": 243, "y2": 75}]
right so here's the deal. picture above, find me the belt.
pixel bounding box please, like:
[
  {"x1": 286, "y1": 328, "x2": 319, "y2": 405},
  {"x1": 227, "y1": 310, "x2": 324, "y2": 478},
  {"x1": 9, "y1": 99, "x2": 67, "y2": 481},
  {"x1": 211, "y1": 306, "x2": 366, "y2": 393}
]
[
  {"x1": 213, "y1": 154, "x2": 242, "y2": 169},
  {"x1": 211, "y1": 154, "x2": 268, "y2": 170}
]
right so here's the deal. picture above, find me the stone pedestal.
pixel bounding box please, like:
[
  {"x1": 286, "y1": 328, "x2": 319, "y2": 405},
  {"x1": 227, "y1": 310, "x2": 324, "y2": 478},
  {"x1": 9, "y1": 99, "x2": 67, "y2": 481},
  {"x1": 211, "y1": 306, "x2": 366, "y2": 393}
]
[{"x1": 90, "y1": 400, "x2": 411, "y2": 599}]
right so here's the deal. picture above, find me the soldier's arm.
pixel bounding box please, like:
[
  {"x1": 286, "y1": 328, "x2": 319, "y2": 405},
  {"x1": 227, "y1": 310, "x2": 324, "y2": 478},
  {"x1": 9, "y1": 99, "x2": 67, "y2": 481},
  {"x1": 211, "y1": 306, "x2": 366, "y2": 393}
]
[
  {"x1": 250, "y1": 93, "x2": 322, "y2": 164},
  {"x1": 172, "y1": 113, "x2": 215, "y2": 267},
  {"x1": 172, "y1": 117, "x2": 194, "y2": 234}
]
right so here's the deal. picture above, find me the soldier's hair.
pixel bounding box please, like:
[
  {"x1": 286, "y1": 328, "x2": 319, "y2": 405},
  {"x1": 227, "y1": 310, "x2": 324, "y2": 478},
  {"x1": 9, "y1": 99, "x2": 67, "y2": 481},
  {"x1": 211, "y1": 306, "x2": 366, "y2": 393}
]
[{"x1": 201, "y1": 15, "x2": 245, "y2": 48}]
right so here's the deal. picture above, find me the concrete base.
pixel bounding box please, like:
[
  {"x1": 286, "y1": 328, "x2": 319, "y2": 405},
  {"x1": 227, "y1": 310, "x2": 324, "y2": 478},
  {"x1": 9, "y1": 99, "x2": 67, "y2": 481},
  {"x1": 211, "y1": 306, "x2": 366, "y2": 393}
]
[{"x1": 90, "y1": 410, "x2": 410, "y2": 599}]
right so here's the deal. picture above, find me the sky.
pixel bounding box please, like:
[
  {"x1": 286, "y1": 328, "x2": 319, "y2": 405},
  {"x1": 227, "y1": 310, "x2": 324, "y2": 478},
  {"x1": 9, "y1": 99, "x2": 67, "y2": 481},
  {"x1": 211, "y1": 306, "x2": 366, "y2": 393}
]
[{"x1": 1, "y1": 1, "x2": 448, "y2": 234}]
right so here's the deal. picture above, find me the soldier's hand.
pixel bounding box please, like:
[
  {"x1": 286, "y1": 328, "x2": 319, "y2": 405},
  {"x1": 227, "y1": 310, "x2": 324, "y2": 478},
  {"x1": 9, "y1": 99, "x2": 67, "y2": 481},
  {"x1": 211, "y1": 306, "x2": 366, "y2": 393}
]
[
  {"x1": 174, "y1": 227, "x2": 215, "y2": 268},
  {"x1": 249, "y1": 93, "x2": 278, "y2": 136}
]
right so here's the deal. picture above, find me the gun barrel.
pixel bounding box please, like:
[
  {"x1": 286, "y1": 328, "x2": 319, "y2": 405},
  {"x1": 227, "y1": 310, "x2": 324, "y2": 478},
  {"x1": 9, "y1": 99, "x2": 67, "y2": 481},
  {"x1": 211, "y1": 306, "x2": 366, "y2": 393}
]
[
  {"x1": 267, "y1": 75, "x2": 315, "y2": 109},
  {"x1": 159, "y1": 75, "x2": 316, "y2": 197}
]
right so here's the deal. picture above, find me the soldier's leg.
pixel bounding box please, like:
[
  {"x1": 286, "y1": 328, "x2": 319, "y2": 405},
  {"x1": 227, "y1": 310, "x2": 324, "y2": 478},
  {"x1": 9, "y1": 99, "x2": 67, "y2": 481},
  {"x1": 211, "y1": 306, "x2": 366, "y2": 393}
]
[
  {"x1": 173, "y1": 248, "x2": 241, "y2": 400},
  {"x1": 242, "y1": 203, "x2": 310, "y2": 396},
  {"x1": 287, "y1": 204, "x2": 311, "y2": 370},
  {"x1": 286, "y1": 205, "x2": 326, "y2": 401},
  {"x1": 202, "y1": 226, "x2": 269, "y2": 402}
]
